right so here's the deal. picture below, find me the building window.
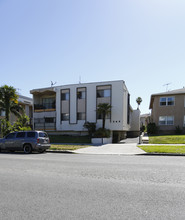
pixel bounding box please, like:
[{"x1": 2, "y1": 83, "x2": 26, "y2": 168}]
[
  {"x1": 184, "y1": 116, "x2": 185, "y2": 127},
  {"x1": 61, "y1": 92, "x2": 69, "y2": 100},
  {"x1": 77, "y1": 91, "x2": 85, "y2": 99},
  {"x1": 159, "y1": 116, "x2": 174, "y2": 125},
  {"x1": 42, "y1": 98, "x2": 55, "y2": 109},
  {"x1": 97, "y1": 89, "x2": 111, "y2": 98},
  {"x1": 45, "y1": 117, "x2": 54, "y2": 123},
  {"x1": 77, "y1": 113, "x2": 86, "y2": 120},
  {"x1": 160, "y1": 97, "x2": 175, "y2": 106},
  {"x1": 61, "y1": 113, "x2": 69, "y2": 121}
]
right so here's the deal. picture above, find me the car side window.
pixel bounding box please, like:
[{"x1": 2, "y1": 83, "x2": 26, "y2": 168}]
[
  {"x1": 16, "y1": 132, "x2": 26, "y2": 138},
  {"x1": 27, "y1": 132, "x2": 36, "y2": 138},
  {"x1": 6, "y1": 133, "x2": 16, "y2": 139}
]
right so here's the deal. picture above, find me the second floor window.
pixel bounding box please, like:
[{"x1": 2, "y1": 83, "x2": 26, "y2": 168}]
[
  {"x1": 42, "y1": 98, "x2": 56, "y2": 109},
  {"x1": 160, "y1": 97, "x2": 175, "y2": 106}
]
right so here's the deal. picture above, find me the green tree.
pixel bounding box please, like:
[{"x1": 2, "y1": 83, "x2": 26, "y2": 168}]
[
  {"x1": 12, "y1": 111, "x2": 31, "y2": 131},
  {"x1": 0, "y1": 85, "x2": 22, "y2": 121},
  {"x1": 0, "y1": 119, "x2": 12, "y2": 137},
  {"x1": 97, "y1": 103, "x2": 111, "y2": 130},
  {"x1": 136, "y1": 97, "x2": 142, "y2": 109}
]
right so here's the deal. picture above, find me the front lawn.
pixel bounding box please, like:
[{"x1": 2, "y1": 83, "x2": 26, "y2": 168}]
[
  {"x1": 139, "y1": 145, "x2": 185, "y2": 154},
  {"x1": 50, "y1": 144, "x2": 90, "y2": 151},
  {"x1": 149, "y1": 135, "x2": 185, "y2": 144}
]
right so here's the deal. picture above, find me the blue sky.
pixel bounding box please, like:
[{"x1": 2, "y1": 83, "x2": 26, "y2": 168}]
[{"x1": 1, "y1": 0, "x2": 185, "y2": 114}]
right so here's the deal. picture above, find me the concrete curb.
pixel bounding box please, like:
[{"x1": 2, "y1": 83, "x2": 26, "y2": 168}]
[
  {"x1": 138, "y1": 153, "x2": 185, "y2": 157},
  {"x1": 46, "y1": 150, "x2": 75, "y2": 154},
  {"x1": 46, "y1": 149, "x2": 185, "y2": 156}
]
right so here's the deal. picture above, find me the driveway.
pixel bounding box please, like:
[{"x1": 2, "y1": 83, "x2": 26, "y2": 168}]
[{"x1": 74, "y1": 138, "x2": 146, "y2": 155}]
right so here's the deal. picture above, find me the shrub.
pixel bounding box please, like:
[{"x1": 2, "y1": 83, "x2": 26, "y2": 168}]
[
  {"x1": 147, "y1": 122, "x2": 158, "y2": 135},
  {"x1": 0, "y1": 118, "x2": 31, "y2": 137},
  {"x1": 94, "y1": 128, "x2": 111, "y2": 138},
  {"x1": 140, "y1": 125, "x2": 145, "y2": 132},
  {"x1": 175, "y1": 126, "x2": 182, "y2": 134},
  {"x1": 0, "y1": 119, "x2": 12, "y2": 137},
  {"x1": 83, "y1": 122, "x2": 96, "y2": 137}
]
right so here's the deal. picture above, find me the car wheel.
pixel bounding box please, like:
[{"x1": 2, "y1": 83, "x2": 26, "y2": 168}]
[{"x1": 23, "y1": 144, "x2": 32, "y2": 154}]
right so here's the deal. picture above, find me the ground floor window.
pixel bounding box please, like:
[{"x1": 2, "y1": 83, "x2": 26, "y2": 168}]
[
  {"x1": 77, "y1": 112, "x2": 86, "y2": 120},
  {"x1": 45, "y1": 117, "x2": 55, "y2": 123},
  {"x1": 183, "y1": 116, "x2": 185, "y2": 127},
  {"x1": 61, "y1": 113, "x2": 69, "y2": 121},
  {"x1": 159, "y1": 116, "x2": 174, "y2": 125}
]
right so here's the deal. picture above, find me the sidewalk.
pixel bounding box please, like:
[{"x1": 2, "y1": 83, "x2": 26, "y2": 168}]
[{"x1": 73, "y1": 142, "x2": 146, "y2": 155}]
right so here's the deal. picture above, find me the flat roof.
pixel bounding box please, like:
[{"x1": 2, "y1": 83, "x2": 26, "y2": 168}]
[{"x1": 30, "y1": 80, "x2": 126, "y2": 94}]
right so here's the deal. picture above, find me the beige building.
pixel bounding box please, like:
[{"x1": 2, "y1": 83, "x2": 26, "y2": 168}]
[{"x1": 149, "y1": 88, "x2": 185, "y2": 134}]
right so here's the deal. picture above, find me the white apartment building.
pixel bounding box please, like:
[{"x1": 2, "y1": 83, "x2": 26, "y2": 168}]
[{"x1": 30, "y1": 80, "x2": 140, "y2": 142}]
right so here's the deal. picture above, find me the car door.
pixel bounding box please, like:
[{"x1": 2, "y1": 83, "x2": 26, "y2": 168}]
[
  {"x1": 4, "y1": 133, "x2": 17, "y2": 150},
  {"x1": 14, "y1": 132, "x2": 26, "y2": 150}
]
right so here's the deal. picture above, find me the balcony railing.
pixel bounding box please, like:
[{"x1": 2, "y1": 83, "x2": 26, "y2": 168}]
[{"x1": 34, "y1": 104, "x2": 56, "y2": 112}]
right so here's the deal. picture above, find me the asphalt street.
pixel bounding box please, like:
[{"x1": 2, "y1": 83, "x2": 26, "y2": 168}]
[{"x1": 0, "y1": 152, "x2": 185, "y2": 220}]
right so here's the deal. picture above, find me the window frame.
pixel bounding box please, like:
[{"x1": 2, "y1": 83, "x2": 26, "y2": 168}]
[
  {"x1": 77, "y1": 112, "x2": 86, "y2": 120},
  {"x1": 97, "y1": 89, "x2": 111, "y2": 98},
  {"x1": 61, "y1": 92, "x2": 69, "y2": 101},
  {"x1": 159, "y1": 116, "x2": 174, "y2": 126},
  {"x1": 42, "y1": 97, "x2": 56, "y2": 109},
  {"x1": 61, "y1": 113, "x2": 69, "y2": 121},
  {"x1": 159, "y1": 96, "x2": 175, "y2": 106}
]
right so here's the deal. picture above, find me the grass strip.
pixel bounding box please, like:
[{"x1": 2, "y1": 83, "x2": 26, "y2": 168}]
[
  {"x1": 139, "y1": 145, "x2": 185, "y2": 154},
  {"x1": 149, "y1": 135, "x2": 185, "y2": 144},
  {"x1": 50, "y1": 144, "x2": 90, "y2": 151}
]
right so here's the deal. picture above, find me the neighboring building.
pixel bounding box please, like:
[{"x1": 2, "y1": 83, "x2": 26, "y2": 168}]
[
  {"x1": 9, "y1": 95, "x2": 33, "y2": 125},
  {"x1": 149, "y1": 88, "x2": 185, "y2": 134},
  {"x1": 0, "y1": 95, "x2": 33, "y2": 136},
  {"x1": 0, "y1": 95, "x2": 33, "y2": 125},
  {"x1": 140, "y1": 113, "x2": 150, "y2": 128},
  {"x1": 30, "y1": 80, "x2": 140, "y2": 141}
]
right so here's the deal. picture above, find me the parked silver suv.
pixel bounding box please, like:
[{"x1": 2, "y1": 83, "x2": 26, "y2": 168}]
[{"x1": 0, "y1": 131, "x2": 50, "y2": 153}]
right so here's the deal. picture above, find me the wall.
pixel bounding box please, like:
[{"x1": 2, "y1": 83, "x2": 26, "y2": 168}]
[
  {"x1": 151, "y1": 94, "x2": 185, "y2": 133},
  {"x1": 55, "y1": 81, "x2": 128, "y2": 132}
]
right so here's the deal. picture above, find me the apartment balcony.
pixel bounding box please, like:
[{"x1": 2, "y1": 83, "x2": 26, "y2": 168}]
[{"x1": 34, "y1": 104, "x2": 56, "y2": 112}]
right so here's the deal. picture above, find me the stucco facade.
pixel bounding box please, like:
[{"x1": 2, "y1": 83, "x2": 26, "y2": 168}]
[
  {"x1": 31, "y1": 80, "x2": 140, "y2": 139},
  {"x1": 149, "y1": 88, "x2": 185, "y2": 134}
]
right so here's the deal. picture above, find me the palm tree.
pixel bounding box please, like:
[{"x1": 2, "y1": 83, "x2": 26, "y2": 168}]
[
  {"x1": 0, "y1": 85, "x2": 22, "y2": 122},
  {"x1": 136, "y1": 97, "x2": 142, "y2": 109},
  {"x1": 97, "y1": 103, "x2": 111, "y2": 129}
]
